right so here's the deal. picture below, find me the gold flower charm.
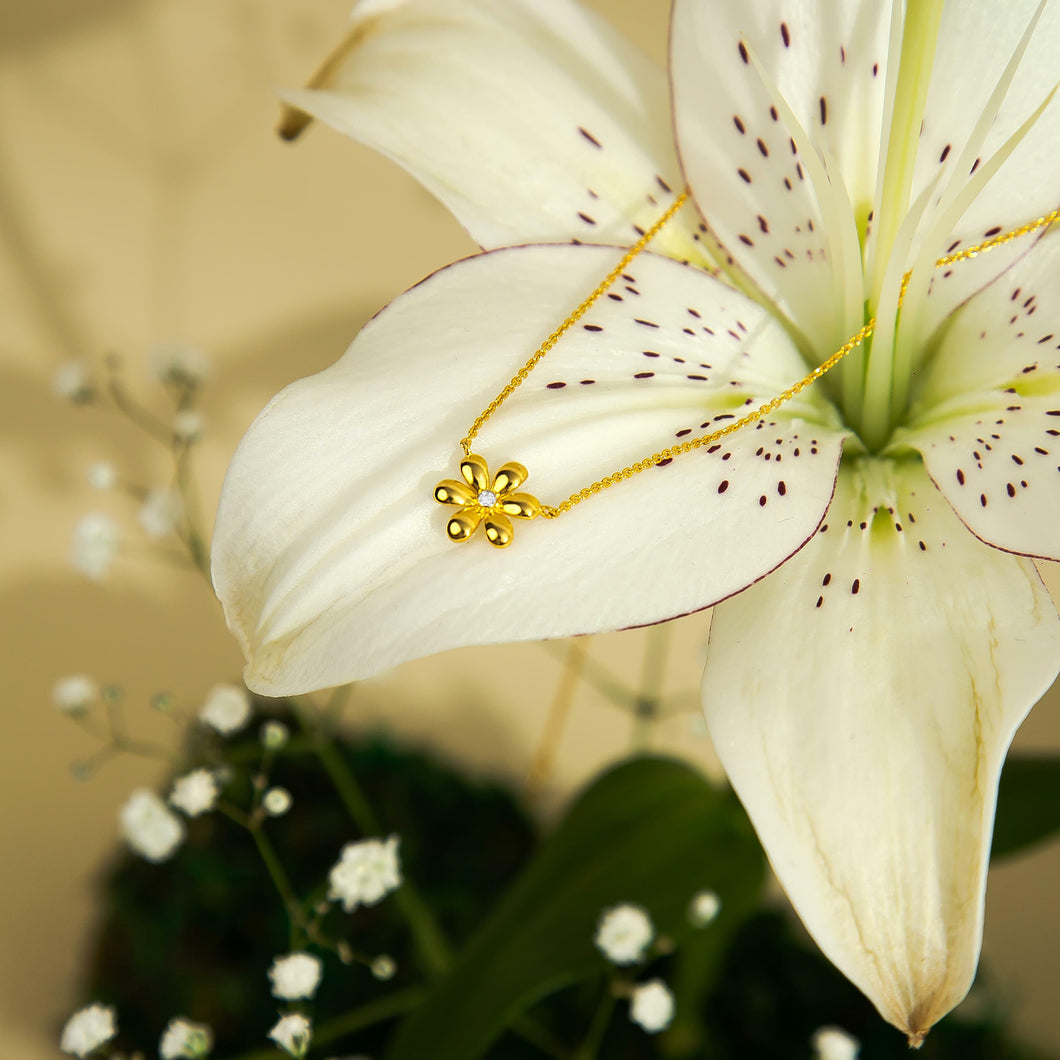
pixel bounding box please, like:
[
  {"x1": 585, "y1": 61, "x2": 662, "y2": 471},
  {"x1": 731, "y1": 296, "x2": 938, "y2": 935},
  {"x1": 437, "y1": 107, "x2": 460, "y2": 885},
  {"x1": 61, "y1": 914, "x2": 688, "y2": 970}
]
[{"x1": 434, "y1": 453, "x2": 542, "y2": 547}]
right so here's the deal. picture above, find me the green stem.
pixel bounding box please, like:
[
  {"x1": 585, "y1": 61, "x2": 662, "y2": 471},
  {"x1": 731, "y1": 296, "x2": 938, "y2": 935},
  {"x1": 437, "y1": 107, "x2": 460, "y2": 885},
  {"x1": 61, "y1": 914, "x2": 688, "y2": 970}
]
[
  {"x1": 218, "y1": 985, "x2": 428, "y2": 1060},
  {"x1": 302, "y1": 710, "x2": 452, "y2": 976},
  {"x1": 573, "y1": 982, "x2": 616, "y2": 1060},
  {"x1": 250, "y1": 824, "x2": 305, "y2": 948}
]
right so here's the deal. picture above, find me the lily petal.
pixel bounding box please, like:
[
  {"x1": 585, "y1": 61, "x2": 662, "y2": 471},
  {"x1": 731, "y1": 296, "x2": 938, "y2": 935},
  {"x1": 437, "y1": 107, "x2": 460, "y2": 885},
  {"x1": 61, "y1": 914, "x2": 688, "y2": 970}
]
[
  {"x1": 896, "y1": 232, "x2": 1060, "y2": 560},
  {"x1": 702, "y1": 457, "x2": 1060, "y2": 1040},
  {"x1": 212, "y1": 244, "x2": 847, "y2": 694},
  {"x1": 281, "y1": 0, "x2": 702, "y2": 259},
  {"x1": 671, "y1": 0, "x2": 890, "y2": 348}
]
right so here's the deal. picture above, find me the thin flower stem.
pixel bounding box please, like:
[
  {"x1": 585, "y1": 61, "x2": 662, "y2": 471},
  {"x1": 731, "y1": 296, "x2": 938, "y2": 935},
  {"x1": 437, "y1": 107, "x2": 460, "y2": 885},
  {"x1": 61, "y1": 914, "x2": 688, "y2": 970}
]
[
  {"x1": 573, "y1": 982, "x2": 617, "y2": 1060},
  {"x1": 217, "y1": 985, "x2": 428, "y2": 1060},
  {"x1": 632, "y1": 624, "x2": 671, "y2": 750},
  {"x1": 174, "y1": 439, "x2": 210, "y2": 578},
  {"x1": 537, "y1": 641, "x2": 639, "y2": 711},
  {"x1": 299, "y1": 708, "x2": 452, "y2": 976},
  {"x1": 250, "y1": 824, "x2": 305, "y2": 949},
  {"x1": 509, "y1": 1015, "x2": 573, "y2": 1060},
  {"x1": 526, "y1": 638, "x2": 588, "y2": 796},
  {"x1": 104, "y1": 369, "x2": 173, "y2": 444}
]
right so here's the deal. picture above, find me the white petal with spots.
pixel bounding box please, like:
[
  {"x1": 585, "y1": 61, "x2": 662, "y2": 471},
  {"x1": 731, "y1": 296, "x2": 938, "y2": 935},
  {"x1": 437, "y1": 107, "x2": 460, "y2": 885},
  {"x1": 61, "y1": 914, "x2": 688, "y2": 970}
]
[
  {"x1": 897, "y1": 233, "x2": 1060, "y2": 560},
  {"x1": 280, "y1": 0, "x2": 703, "y2": 260},
  {"x1": 671, "y1": 0, "x2": 889, "y2": 350},
  {"x1": 702, "y1": 457, "x2": 1060, "y2": 1040},
  {"x1": 213, "y1": 245, "x2": 847, "y2": 694}
]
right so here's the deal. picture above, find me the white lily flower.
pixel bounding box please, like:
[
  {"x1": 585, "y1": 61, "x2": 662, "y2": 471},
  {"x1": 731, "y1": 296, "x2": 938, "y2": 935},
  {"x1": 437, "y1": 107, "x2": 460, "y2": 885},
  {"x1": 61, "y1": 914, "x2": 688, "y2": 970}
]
[{"x1": 214, "y1": 0, "x2": 1060, "y2": 1041}]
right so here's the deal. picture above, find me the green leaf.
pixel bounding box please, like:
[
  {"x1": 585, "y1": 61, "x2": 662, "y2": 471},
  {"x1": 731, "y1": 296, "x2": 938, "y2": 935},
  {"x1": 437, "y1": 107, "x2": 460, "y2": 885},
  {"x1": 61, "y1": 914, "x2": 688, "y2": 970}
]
[
  {"x1": 385, "y1": 755, "x2": 766, "y2": 1060},
  {"x1": 992, "y1": 753, "x2": 1060, "y2": 861}
]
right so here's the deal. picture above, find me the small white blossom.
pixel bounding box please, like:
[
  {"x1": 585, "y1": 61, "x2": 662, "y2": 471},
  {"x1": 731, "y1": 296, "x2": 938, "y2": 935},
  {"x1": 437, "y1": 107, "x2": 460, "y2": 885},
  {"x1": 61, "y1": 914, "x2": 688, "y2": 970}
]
[
  {"x1": 263, "y1": 787, "x2": 292, "y2": 817},
  {"x1": 370, "y1": 955, "x2": 396, "y2": 981},
  {"x1": 199, "y1": 684, "x2": 251, "y2": 735},
  {"x1": 173, "y1": 410, "x2": 204, "y2": 441},
  {"x1": 328, "y1": 836, "x2": 402, "y2": 912},
  {"x1": 120, "y1": 789, "x2": 185, "y2": 862},
  {"x1": 268, "y1": 1014, "x2": 311, "y2": 1057},
  {"x1": 159, "y1": 1017, "x2": 213, "y2": 1058},
  {"x1": 139, "y1": 489, "x2": 183, "y2": 537},
  {"x1": 53, "y1": 674, "x2": 98, "y2": 715},
  {"x1": 688, "y1": 889, "x2": 721, "y2": 928},
  {"x1": 54, "y1": 361, "x2": 93, "y2": 403},
  {"x1": 87, "y1": 462, "x2": 117, "y2": 490},
  {"x1": 268, "y1": 952, "x2": 323, "y2": 1000},
  {"x1": 169, "y1": 769, "x2": 219, "y2": 817},
  {"x1": 594, "y1": 903, "x2": 654, "y2": 965},
  {"x1": 70, "y1": 513, "x2": 120, "y2": 579},
  {"x1": 261, "y1": 720, "x2": 290, "y2": 750},
  {"x1": 811, "y1": 1026, "x2": 861, "y2": 1060},
  {"x1": 60, "y1": 1003, "x2": 116, "y2": 1057},
  {"x1": 629, "y1": 979, "x2": 675, "y2": 1034},
  {"x1": 149, "y1": 342, "x2": 209, "y2": 387}
]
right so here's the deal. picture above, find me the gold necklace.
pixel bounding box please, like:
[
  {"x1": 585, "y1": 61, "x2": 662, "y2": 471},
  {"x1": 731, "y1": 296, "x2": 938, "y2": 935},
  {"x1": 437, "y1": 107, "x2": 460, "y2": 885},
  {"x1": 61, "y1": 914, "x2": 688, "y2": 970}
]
[{"x1": 434, "y1": 192, "x2": 1059, "y2": 547}]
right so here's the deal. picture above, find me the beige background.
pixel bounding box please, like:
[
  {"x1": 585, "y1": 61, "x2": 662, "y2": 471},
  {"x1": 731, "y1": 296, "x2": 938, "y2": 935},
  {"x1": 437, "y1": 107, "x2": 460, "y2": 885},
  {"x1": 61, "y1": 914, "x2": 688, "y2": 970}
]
[{"x1": 1, "y1": 0, "x2": 1058, "y2": 1054}]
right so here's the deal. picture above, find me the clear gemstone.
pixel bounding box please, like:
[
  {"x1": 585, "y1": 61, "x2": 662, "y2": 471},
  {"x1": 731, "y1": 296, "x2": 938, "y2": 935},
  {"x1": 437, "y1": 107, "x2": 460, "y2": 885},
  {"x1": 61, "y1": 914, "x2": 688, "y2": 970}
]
[{"x1": 477, "y1": 489, "x2": 497, "y2": 508}]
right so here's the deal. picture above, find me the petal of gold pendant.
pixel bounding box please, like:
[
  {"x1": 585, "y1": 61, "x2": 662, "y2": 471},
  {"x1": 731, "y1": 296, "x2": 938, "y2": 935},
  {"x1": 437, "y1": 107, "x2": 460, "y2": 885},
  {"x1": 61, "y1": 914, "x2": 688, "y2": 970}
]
[
  {"x1": 446, "y1": 507, "x2": 484, "y2": 543},
  {"x1": 498, "y1": 491, "x2": 542, "y2": 520},
  {"x1": 434, "y1": 478, "x2": 476, "y2": 506},
  {"x1": 460, "y1": 453, "x2": 492, "y2": 492},
  {"x1": 492, "y1": 461, "x2": 529, "y2": 494},
  {"x1": 483, "y1": 511, "x2": 515, "y2": 548}
]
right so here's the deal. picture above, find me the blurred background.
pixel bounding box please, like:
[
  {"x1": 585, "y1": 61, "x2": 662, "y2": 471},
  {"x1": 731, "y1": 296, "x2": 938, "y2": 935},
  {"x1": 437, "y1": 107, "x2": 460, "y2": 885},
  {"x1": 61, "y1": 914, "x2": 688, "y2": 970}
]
[{"x1": 1, "y1": 0, "x2": 1058, "y2": 1054}]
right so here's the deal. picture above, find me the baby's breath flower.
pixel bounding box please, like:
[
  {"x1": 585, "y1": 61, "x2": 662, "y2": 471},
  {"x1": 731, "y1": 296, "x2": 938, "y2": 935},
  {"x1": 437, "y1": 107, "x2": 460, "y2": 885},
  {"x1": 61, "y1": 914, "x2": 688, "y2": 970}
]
[
  {"x1": 261, "y1": 720, "x2": 290, "y2": 750},
  {"x1": 59, "y1": 1003, "x2": 116, "y2": 1057},
  {"x1": 268, "y1": 1014, "x2": 311, "y2": 1058},
  {"x1": 87, "y1": 462, "x2": 116, "y2": 490},
  {"x1": 173, "y1": 409, "x2": 204, "y2": 441},
  {"x1": 149, "y1": 343, "x2": 209, "y2": 387},
  {"x1": 629, "y1": 979, "x2": 675, "y2": 1034},
  {"x1": 199, "y1": 684, "x2": 251, "y2": 735},
  {"x1": 327, "y1": 836, "x2": 402, "y2": 912},
  {"x1": 263, "y1": 787, "x2": 292, "y2": 817},
  {"x1": 139, "y1": 489, "x2": 183, "y2": 538},
  {"x1": 52, "y1": 674, "x2": 98, "y2": 715},
  {"x1": 120, "y1": 789, "x2": 185, "y2": 862},
  {"x1": 688, "y1": 889, "x2": 721, "y2": 928},
  {"x1": 159, "y1": 1017, "x2": 213, "y2": 1059},
  {"x1": 70, "y1": 513, "x2": 120, "y2": 579},
  {"x1": 169, "y1": 769, "x2": 219, "y2": 818},
  {"x1": 268, "y1": 952, "x2": 323, "y2": 1000},
  {"x1": 370, "y1": 955, "x2": 396, "y2": 981},
  {"x1": 811, "y1": 1026, "x2": 861, "y2": 1060},
  {"x1": 594, "y1": 903, "x2": 653, "y2": 965},
  {"x1": 53, "y1": 361, "x2": 93, "y2": 403}
]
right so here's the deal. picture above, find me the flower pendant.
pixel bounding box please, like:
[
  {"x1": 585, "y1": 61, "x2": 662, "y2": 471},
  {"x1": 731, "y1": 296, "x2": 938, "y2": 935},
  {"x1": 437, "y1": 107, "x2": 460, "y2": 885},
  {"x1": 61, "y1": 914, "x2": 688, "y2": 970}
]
[{"x1": 434, "y1": 453, "x2": 542, "y2": 547}]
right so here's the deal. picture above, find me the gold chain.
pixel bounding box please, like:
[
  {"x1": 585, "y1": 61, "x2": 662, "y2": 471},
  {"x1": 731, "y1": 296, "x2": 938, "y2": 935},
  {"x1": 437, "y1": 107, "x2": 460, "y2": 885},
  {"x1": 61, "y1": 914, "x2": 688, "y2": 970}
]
[
  {"x1": 435, "y1": 198, "x2": 1059, "y2": 546},
  {"x1": 460, "y1": 191, "x2": 691, "y2": 455}
]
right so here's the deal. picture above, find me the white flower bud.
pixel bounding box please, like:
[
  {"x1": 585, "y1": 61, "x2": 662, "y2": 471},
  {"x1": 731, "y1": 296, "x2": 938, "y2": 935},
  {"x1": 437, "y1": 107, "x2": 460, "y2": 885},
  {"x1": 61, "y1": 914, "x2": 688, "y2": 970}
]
[
  {"x1": 160, "y1": 1017, "x2": 213, "y2": 1058},
  {"x1": 87, "y1": 462, "x2": 116, "y2": 490},
  {"x1": 328, "y1": 836, "x2": 402, "y2": 912},
  {"x1": 120, "y1": 789, "x2": 185, "y2": 862},
  {"x1": 688, "y1": 889, "x2": 721, "y2": 927},
  {"x1": 53, "y1": 674, "x2": 98, "y2": 716},
  {"x1": 268, "y1": 1014, "x2": 311, "y2": 1058},
  {"x1": 629, "y1": 979, "x2": 675, "y2": 1034},
  {"x1": 199, "y1": 684, "x2": 251, "y2": 735},
  {"x1": 139, "y1": 489, "x2": 183, "y2": 537},
  {"x1": 594, "y1": 903, "x2": 653, "y2": 965},
  {"x1": 60, "y1": 1003, "x2": 116, "y2": 1057},
  {"x1": 261, "y1": 720, "x2": 290, "y2": 750},
  {"x1": 70, "y1": 513, "x2": 120, "y2": 579},
  {"x1": 173, "y1": 409, "x2": 204, "y2": 441},
  {"x1": 54, "y1": 361, "x2": 93, "y2": 403},
  {"x1": 263, "y1": 787, "x2": 292, "y2": 817},
  {"x1": 370, "y1": 954, "x2": 396, "y2": 981},
  {"x1": 169, "y1": 769, "x2": 219, "y2": 817},
  {"x1": 811, "y1": 1026, "x2": 860, "y2": 1060},
  {"x1": 149, "y1": 343, "x2": 209, "y2": 387},
  {"x1": 269, "y1": 952, "x2": 323, "y2": 1000}
]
